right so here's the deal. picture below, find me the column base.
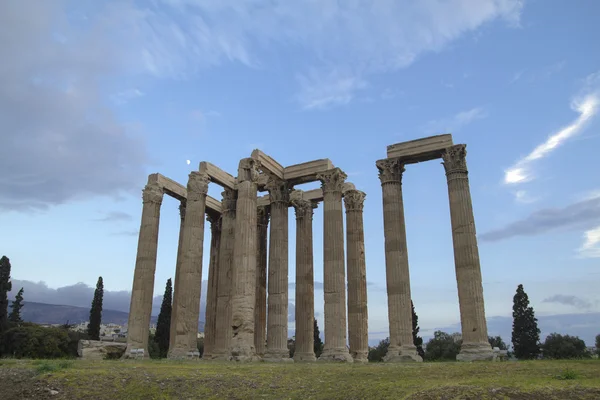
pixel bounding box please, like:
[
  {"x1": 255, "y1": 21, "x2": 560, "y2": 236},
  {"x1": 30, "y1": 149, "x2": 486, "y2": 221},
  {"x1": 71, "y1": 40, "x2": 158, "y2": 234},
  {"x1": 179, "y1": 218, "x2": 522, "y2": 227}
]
[
  {"x1": 318, "y1": 348, "x2": 354, "y2": 363},
  {"x1": 293, "y1": 352, "x2": 317, "y2": 362},
  {"x1": 167, "y1": 347, "x2": 201, "y2": 360},
  {"x1": 263, "y1": 349, "x2": 294, "y2": 362},
  {"x1": 384, "y1": 345, "x2": 423, "y2": 362},
  {"x1": 350, "y1": 351, "x2": 369, "y2": 363},
  {"x1": 228, "y1": 346, "x2": 261, "y2": 362},
  {"x1": 121, "y1": 343, "x2": 149, "y2": 360},
  {"x1": 456, "y1": 342, "x2": 494, "y2": 362}
]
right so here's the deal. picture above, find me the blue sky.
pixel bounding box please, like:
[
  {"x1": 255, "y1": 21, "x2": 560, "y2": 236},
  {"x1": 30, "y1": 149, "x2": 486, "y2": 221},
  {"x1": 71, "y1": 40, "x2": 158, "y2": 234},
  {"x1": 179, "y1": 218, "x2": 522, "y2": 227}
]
[{"x1": 1, "y1": 0, "x2": 599, "y2": 342}]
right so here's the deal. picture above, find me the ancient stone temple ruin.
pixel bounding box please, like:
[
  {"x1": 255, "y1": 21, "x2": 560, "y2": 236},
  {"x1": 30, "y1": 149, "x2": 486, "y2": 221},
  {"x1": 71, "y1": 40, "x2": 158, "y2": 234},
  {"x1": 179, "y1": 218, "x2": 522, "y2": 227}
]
[
  {"x1": 126, "y1": 134, "x2": 493, "y2": 363},
  {"x1": 125, "y1": 150, "x2": 369, "y2": 362},
  {"x1": 376, "y1": 134, "x2": 493, "y2": 362}
]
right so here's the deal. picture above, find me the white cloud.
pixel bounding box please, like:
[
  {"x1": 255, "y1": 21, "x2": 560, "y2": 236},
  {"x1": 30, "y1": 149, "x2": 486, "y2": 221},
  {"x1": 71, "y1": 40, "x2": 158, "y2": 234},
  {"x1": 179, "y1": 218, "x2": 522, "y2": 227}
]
[
  {"x1": 111, "y1": 88, "x2": 145, "y2": 105},
  {"x1": 296, "y1": 68, "x2": 368, "y2": 110},
  {"x1": 424, "y1": 106, "x2": 488, "y2": 134},
  {"x1": 504, "y1": 71, "x2": 600, "y2": 185},
  {"x1": 578, "y1": 225, "x2": 600, "y2": 259},
  {"x1": 514, "y1": 190, "x2": 538, "y2": 204}
]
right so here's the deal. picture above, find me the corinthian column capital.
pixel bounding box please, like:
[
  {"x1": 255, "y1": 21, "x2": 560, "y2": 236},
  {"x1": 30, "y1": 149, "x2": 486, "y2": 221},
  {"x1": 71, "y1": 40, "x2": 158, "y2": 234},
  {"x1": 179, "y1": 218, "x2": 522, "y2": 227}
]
[
  {"x1": 187, "y1": 171, "x2": 210, "y2": 201},
  {"x1": 257, "y1": 205, "x2": 270, "y2": 226},
  {"x1": 376, "y1": 159, "x2": 405, "y2": 185},
  {"x1": 442, "y1": 144, "x2": 468, "y2": 174},
  {"x1": 266, "y1": 177, "x2": 290, "y2": 204},
  {"x1": 238, "y1": 158, "x2": 260, "y2": 183},
  {"x1": 142, "y1": 183, "x2": 164, "y2": 205},
  {"x1": 207, "y1": 213, "x2": 222, "y2": 234},
  {"x1": 343, "y1": 190, "x2": 366, "y2": 213},
  {"x1": 178, "y1": 201, "x2": 186, "y2": 220},
  {"x1": 221, "y1": 188, "x2": 238, "y2": 214},
  {"x1": 317, "y1": 168, "x2": 347, "y2": 194},
  {"x1": 291, "y1": 198, "x2": 317, "y2": 220}
]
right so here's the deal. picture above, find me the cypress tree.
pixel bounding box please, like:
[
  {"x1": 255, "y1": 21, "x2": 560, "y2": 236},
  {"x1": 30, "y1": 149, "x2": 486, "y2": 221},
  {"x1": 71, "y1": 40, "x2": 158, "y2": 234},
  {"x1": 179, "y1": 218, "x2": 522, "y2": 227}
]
[
  {"x1": 314, "y1": 318, "x2": 324, "y2": 357},
  {"x1": 411, "y1": 300, "x2": 425, "y2": 359},
  {"x1": 0, "y1": 256, "x2": 12, "y2": 332},
  {"x1": 8, "y1": 287, "x2": 24, "y2": 324},
  {"x1": 511, "y1": 284, "x2": 541, "y2": 360},
  {"x1": 154, "y1": 278, "x2": 173, "y2": 358},
  {"x1": 87, "y1": 276, "x2": 104, "y2": 340}
]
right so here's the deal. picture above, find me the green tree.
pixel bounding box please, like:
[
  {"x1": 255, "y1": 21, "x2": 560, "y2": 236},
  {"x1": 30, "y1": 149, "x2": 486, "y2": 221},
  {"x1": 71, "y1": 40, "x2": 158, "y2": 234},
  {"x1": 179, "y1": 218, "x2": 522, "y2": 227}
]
[
  {"x1": 595, "y1": 334, "x2": 600, "y2": 357},
  {"x1": 411, "y1": 300, "x2": 425, "y2": 359},
  {"x1": 87, "y1": 276, "x2": 104, "y2": 340},
  {"x1": 0, "y1": 256, "x2": 12, "y2": 332},
  {"x1": 425, "y1": 331, "x2": 461, "y2": 361},
  {"x1": 368, "y1": 337, "x2": 389, "y2": 362},
  {"x1": 542, "y1": 333, "x2": 590, "y2": 359},
  {"x1": 8, "y1": 287, "x2": 24, "y2": 324},
  {"x1": 288, "y1": 336, "x2": 295, "y2": 358},
  {"x1": 488, "y1": 336, "x2": 508, "y2": 350},
  {"x1": 154, "y1": 278, "x2": 172, "y2": 358},
  {"x1": 511, "y1": 284, "x2": 540, "y2": 360},
  {"x1": 313, "y1": 318, "x2": 323, "y2": 357}
]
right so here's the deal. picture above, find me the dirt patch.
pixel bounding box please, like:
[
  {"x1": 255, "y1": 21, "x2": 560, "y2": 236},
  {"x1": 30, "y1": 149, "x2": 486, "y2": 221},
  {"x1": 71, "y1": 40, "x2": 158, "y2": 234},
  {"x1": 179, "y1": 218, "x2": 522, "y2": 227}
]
[{"x1": 0, "y1": 367, "x2": 64, "y2": 400}]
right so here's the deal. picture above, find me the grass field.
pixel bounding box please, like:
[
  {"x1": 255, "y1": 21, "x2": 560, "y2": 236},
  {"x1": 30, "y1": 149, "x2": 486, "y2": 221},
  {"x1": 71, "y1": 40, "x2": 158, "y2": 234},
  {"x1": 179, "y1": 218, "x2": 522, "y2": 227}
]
[{"x1": 1, "y1": 359, "x2": 600, "y2": 399}]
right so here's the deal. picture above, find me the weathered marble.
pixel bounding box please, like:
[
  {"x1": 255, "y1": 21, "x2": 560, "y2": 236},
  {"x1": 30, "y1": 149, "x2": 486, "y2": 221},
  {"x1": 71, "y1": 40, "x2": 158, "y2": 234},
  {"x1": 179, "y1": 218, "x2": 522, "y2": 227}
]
[
  {"x1": 344, "y1": 190, "x2": 369, "y2": 363},
  {"x1": 376, "y1": 159, "x2": 421, "y2": 362},
  {"x1": 442, "y1": 144, "x2": 493, "y2": 362},
  {"x1": 169, "y1": 202, "x2": 186, "y2": 354},
  {"x1": 168, "y1": 171, "x2": 210, "y2": 359},
  {"x1": 254, "y1": 205, "x2": 270, "y2": 356},
  {"x1": 292, "y1": 198, "x2": 318, "y2": 362},
  {"x1": 202, "y1": 213, "x2": 222, "y2": 358},
  {"x1": 317, "y1": 168, "x2": 353, "y2": 362},
  {"x1": 124, "y1": 182, "x2": 163, "y2": 358},
  {"x1": 79, "y1": 340, "x2": 126, "y2": 360}
]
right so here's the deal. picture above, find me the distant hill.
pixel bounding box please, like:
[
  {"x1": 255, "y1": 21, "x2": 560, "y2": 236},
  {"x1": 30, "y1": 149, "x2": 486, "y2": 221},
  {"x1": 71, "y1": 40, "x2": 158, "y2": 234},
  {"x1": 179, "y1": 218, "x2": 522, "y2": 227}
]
[{"x1": 19, "y1": 301, "x2": 205, "y2": 331}]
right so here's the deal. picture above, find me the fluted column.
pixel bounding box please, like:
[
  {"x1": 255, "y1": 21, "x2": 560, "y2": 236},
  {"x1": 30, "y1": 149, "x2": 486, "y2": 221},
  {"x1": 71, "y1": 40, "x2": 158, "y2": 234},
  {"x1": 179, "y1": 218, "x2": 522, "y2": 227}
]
[
  {"x1": 376, "y1": 159, "x2": 421, "y2": 362},
  {"x1": 202, "y1": 213, "x2": 222, "y2": 358},
  {"x1": 254, "y1": 205, "x2": 270, "y2": 356},
  {"x1": 292, "y1": 197, "x2": 317, "y2": 362},
  {"x1": 442, "y1": 144, "x2": 493, "y2": 362},
  {"x1": 211, "y1": 189, "x2": 237, "y2": 359},
  {"x1": 317, "y1": 168, "x2": 353, "y2": 362},
  {"x1": 169, "y1": 202, "x2": 186, "y2": 351},
  {"x1": 344, "y1": 190, "x2": 369, "y2": 363},
  {"x1": 264, "y1": 177, "x2": 292, "y2": 362},
  {"x1": 125, "y1": 182, "x2": 164, "y2": 357},
  {"x1": 168, "y1": 171, "x2": 210, "y2": 358},
  {"x1": 229, "y1": 158, "x2": 260, "y2": 361}
]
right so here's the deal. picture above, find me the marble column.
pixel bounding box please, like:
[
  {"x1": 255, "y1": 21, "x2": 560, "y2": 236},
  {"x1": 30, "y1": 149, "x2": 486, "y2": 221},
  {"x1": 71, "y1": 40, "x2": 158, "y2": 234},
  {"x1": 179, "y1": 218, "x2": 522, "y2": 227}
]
[
  {"x1": 317, "y1": 168, "x2": 353, "y2": 362},
  {"x1": 202, "y1": 213, "x2": 222, "y2": 358},
  {"x1": 376, "y1": 159, "x2": 421, "y2": 362},
  {"x1": 168, "y1": 171, "x2": 210, "y2": 358},
  {"x1": 292, "y1": 198, "x2": 317, "y2": 362},
  {"x1": 169, "y1": 202, "x2": 186, "y2": 352},
  {"x1": 211, "y1": 189, "x2": 237, "y2": 359},
  {"x1": 254, "y1": 205, "x2": 270, "y2": 356},
  {"x1": 229, "y1": 158, "x2": 260, "y2": 361},
  {"x1": 344, "y1": 190, "x2": 369, "y2": 363},
  {"x1": 264, "y1": 177, "x2": 292, "y2": 362},
  {"x1": 442, "y1": 144, "x2": 493, "y2": 362},
  {"x1": 125, "y1": 182, "x2": 164, "y2": 357}
]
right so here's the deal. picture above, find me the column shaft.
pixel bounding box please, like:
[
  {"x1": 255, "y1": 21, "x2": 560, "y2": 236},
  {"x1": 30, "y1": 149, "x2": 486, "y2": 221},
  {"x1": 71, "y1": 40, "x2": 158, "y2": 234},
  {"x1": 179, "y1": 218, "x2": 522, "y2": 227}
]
[
  {"x1": 229, "y1": 158, "x2": 260, "y2": 361},
  {"x1": 376, "y1": 159, "x2": 421, "y2": 362},
  {"x1": 442, "y1": 144, "x2": 493, "y2": 362},
  {"x1": 169, "y1": 202, "x2": 186, "y2": 351},
  {"x1": 264, "y1": 178, "x2": 292, "y2": 362},
  {"x1": 203, "y1": 213, "x2": 222, "y2": 358},
  {"x1": 211, "y1": 189, "x2": 237, "y2": 359},
  {"x1": 292, "y1": 198, "x2": 317, "y2": 362},
  {"x1": 125, "y1": 182, "x2": 163, "y2": 357},
  {"x1": 168, "y1": 171, "x2": 209, "y2": 358},
  {"x1": 254, "y1": 206, "x2": 270, "y2": 356},
  {"x1": 317, "y1": 168, "x2": 353, "y2": 362},
  {"x1": 344, "y1": 190, "x2": 369, "y2": 363}
]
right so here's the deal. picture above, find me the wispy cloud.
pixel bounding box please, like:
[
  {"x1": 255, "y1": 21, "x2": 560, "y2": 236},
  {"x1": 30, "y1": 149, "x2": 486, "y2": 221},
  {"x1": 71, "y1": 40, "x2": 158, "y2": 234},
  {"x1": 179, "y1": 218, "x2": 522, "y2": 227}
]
[
  {"x1": 111, "y1": 88, "x2": 145, "y2": 105},
  {"x1": 509, "y1": 61, "x2": 566, "y2": 84},
  {"x1": 296, "y1": 69, "x2": 367, "y2": 110},
  {"x1": 423, "y1": 107, "x2": 488, "y2": 134},
  {"x1": 95, "y1": 211, "x2": 133, "y2": 223},
  {"x1": 543, "y1": 294, "x2": 594, "y2": 310},
  {"x1": 504, "y1": 71, "x2": 600, "y2": 185},
  {"x1": 480, "y1": 192, "x2": 600, "y2": 242},
  {"x1": 514, "y1": 190, "x2": 539, "y2": 204},
  {"x1": 577, "y1": 225, "x2": 600, "y2": 259},
  {"x1": 111, "y1": 230, "x2": 139, "y2": 237}
]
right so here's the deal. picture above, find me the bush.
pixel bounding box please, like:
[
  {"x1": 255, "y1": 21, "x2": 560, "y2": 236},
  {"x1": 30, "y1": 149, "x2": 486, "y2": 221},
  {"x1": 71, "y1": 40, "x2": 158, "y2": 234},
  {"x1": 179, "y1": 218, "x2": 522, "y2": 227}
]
[
  {"x1": 425, "y1": 331, "x2": 461, "y2": 361},
  {"x1": 542, "y1": 333, "x2": 591, "y2": 360},
  {"x1": 368, "y1": 338, "x2": 389, "y2": 362},
  {"x1": 1, "y1": 323, "x2": 78, "y2": 359}
]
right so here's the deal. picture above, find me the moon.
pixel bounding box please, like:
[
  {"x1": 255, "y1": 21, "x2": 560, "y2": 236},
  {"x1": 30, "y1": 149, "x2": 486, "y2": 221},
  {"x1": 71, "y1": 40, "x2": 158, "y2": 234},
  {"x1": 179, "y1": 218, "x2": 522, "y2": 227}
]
[{"x1": 186, "y1": 159, "x2": 191, "y2": 165}]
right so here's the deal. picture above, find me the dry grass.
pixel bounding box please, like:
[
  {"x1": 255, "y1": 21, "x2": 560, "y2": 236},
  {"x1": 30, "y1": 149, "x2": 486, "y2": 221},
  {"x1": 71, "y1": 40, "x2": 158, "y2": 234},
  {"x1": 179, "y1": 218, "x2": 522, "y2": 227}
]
[{"x1": 1, "y1": 359, "x2": 600, "y2": 399}]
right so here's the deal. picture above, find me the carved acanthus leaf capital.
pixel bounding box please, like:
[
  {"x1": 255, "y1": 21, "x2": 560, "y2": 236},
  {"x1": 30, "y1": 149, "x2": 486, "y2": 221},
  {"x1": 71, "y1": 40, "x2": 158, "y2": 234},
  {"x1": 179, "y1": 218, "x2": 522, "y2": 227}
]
[
  {"x1": 265, "y1": 177, "x2": 290, "y2": 204},
  {"x1": 376, "y1": 159, "x2": 405, "y2": 185},
  {"x1": 291, "y1": 198, "x2": 317, "y2": 220},
  {"x1": 343, "y1": 190, "x2": 366, "y2": 212},
  {"x1": 317, "y1": 168, "x2": 347, "y2": 194},
  {"x1": 221, "y1": 188, "x2": 238, "y2": 214},
  {"x1": 442, "y1": 144, "x2": 468, "y2": 174},
  {"x1": 142, "y1": 183, "x2": 164, "y2": 205},
  {"x1": 187, "y1": 171, "x2": 210, "y2": 201},
  {"x1": 178, "y1": 201, "x2": 187, "y2": 220},
  {"x1": 237, "y1": 158, "x2": 260, "y2": 184},
  {"x1": 207, "y1": 213, "x2": 222, "y2": 233},
  {"x1": 257, "y1": 205, "x2": 270, "y2": 226}
]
